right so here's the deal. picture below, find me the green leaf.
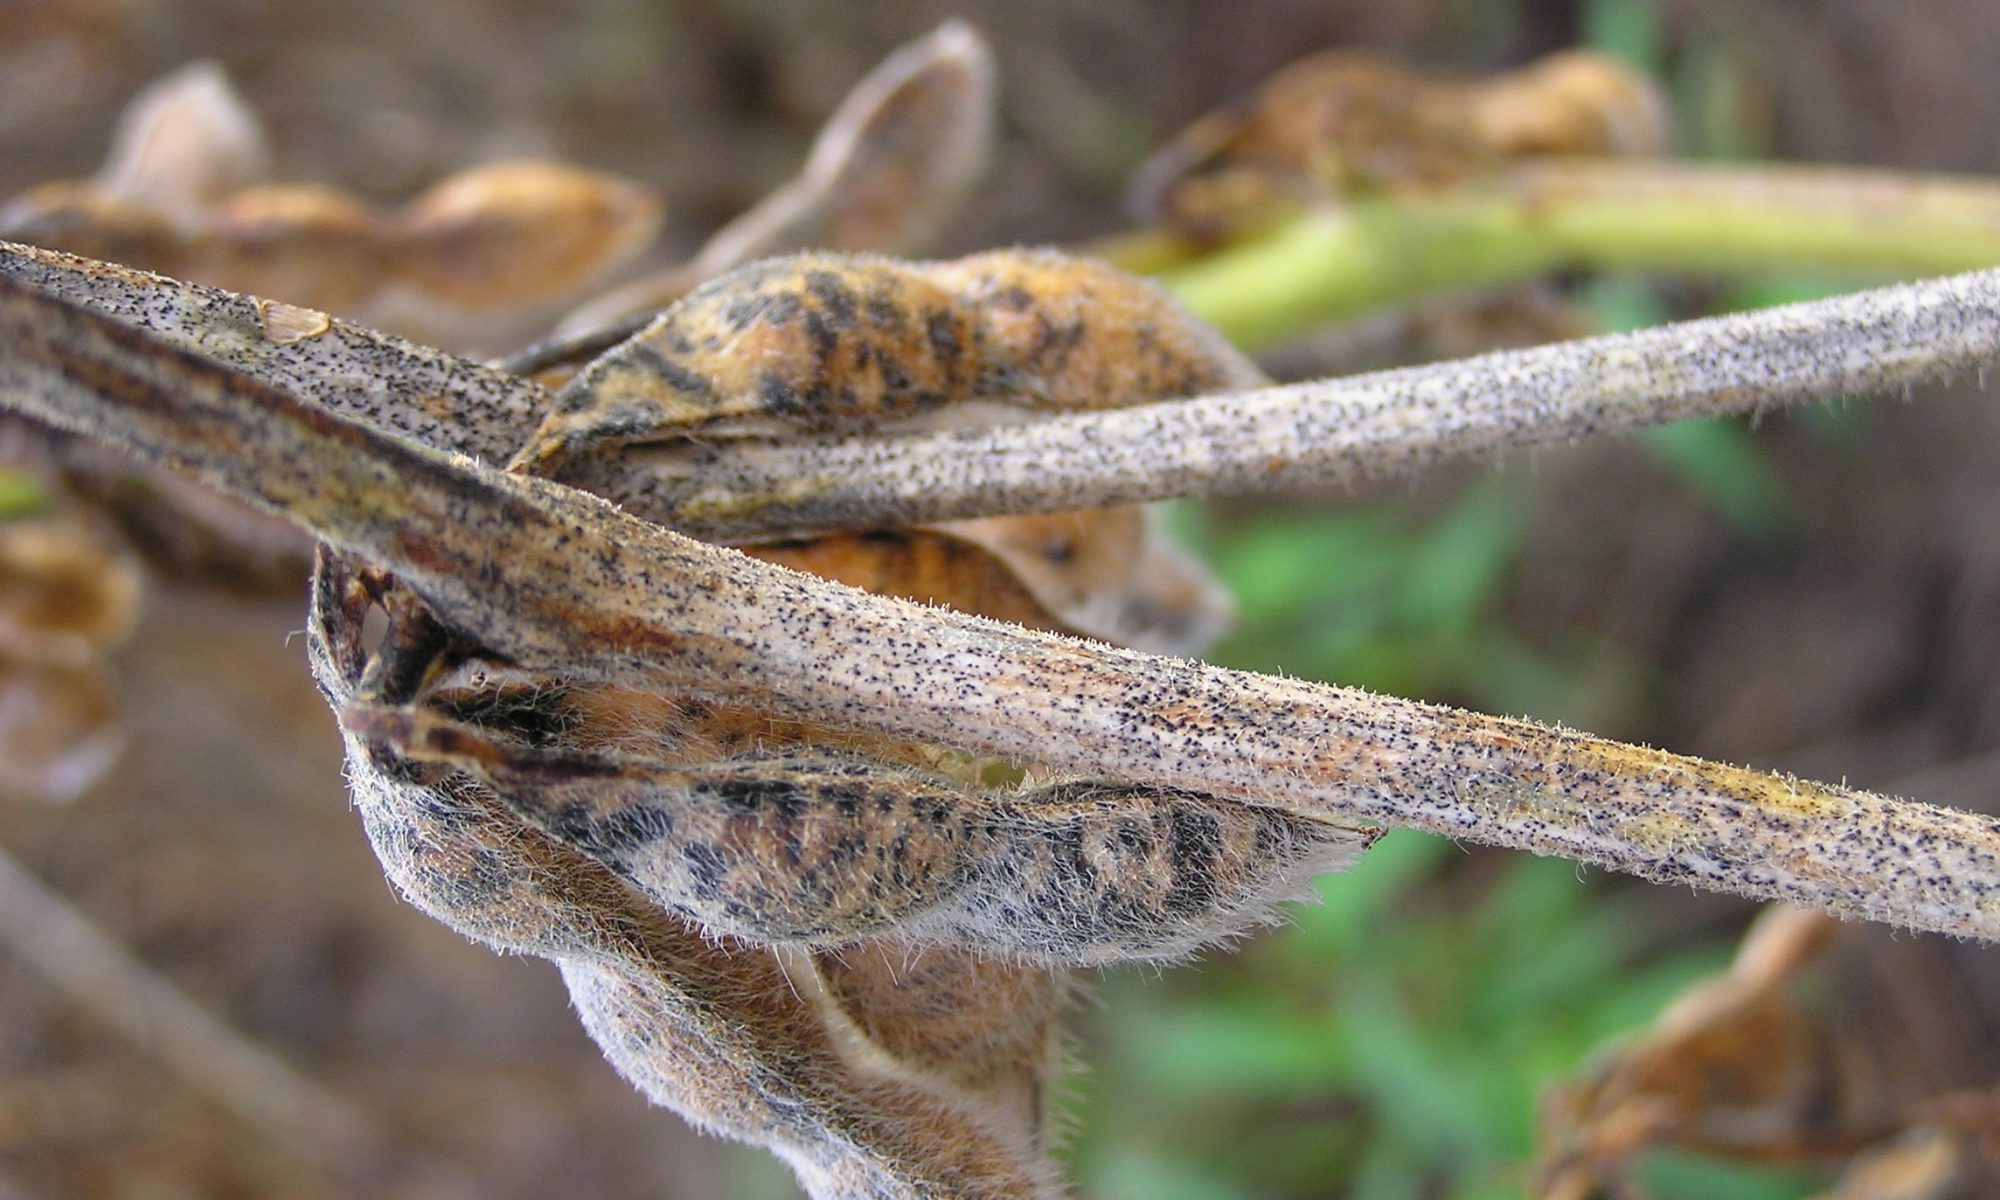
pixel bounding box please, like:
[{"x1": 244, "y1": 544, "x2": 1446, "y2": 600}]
[
  {"x1": 1207, "y1": 511, "x2": 1400, "y2": 625},
  {"x1": 1124, "y1": 999, "x2": 1350, "y2": 1094},
  {"x1": 1629, "y1": 1149, "x2": 1826, "y2": 1200},
  {"x1": 0, "y1": 468, "x2": 51, "y2": 520},
  {"x1": 1395, "y1": 480, "x2": 1529, "y2": 630},
  {"x1": 1342, "y1": 981, "x2": 1504, "y2": 1160},
  {"x1": 1584, "y1": 0, "x2": 1663, "y2": 71},
  {"x1": 1092, "y1": 1149, "x2": 1256, "y2": 1200},
  {"x1": 1638, "y1": 418, "x2": 1799, "y2": 537}
]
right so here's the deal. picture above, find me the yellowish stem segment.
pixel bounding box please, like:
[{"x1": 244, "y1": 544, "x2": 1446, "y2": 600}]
[{"x1": 1159, "y1": 161, "x2": 2000, "y2": 348}]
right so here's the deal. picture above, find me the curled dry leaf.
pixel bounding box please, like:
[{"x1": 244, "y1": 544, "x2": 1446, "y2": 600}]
[
  {"x1": 699, "y1": 19, "x2": 994, "y2": 269},
  {"x1": 1130, "y1": 47, "x2": 1668, "y2": 240},
  {"x1": 1535, "y1": 906, "x2": 2000, "y2": 1199},
  {"x1": 559, "y1": 18, "x2": 997, "y2": 334}
]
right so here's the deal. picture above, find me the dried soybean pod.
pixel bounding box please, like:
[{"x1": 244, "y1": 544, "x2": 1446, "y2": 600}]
[
  {"x1": 807, "y1": 944, "x2": 1069, "y2": 1143},
  {"x1": 0, "y1": 184, "x2": 188, "y2": 282},
  {"x1": 1126, "y1": 49, "x2": 1468, "y2": 237},
  {"x1": 342, "y1": 702, "x2": 975, "y2": 946},
  {"x1": 518, "y1": 248, "x2": 1262, "y2": 481},
  {"x1": 513, "y1": 254, "x2": 994, "y2": 478},
  {"x1": 943, "y1": 782, "x2": 1371, "y2": 964},
  {"x1": 926, "y1": 248, "x2": 1267, "y2": 409},
  {"x1": 749, "y1": 529, "x2": 1081, "y2": 638},
  {"x1": 312, "y1": 561, "x2": 1063, "y2": 1198},
  {"x1": 205, "y1": 184, "x2": 385, "y2": 311},
  {"x1": 1463, "y1": 50, "x2": 1670, "y2": 161},
  {"x1": 1129, "y1": 48, "x2": 1667, "y2": 240},
  {"x1": 348, "y1": 699, "x2": 1372, "y2": 964},
  {"x1": 936, "y1": 509, "x2": 1234, "y2": 656},
  {"x1": 393, "y1": 161, "x2": 663, "y2": 311}
]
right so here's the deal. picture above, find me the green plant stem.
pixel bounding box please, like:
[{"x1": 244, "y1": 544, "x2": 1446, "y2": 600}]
[{"x1": 1162, "y1": 161, "x2": 2000, "y2": 349}]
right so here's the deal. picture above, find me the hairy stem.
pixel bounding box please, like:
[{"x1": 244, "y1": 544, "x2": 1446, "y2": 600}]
[
  {"x1": 0, "y1": 242, "x2": 546, "y2": 461},
  {"x1": 1161, "y1": 161, "x2": 2000, "y2": 348},
  {"x1": 570, "y1": 265, "x2": 2000, "y2": 541},
  {"x1": 14, "y1": 242, "x2": 1999, "y2": 546},
  {"x1": 3, "y1": 272, "x2": 1998, "y2": 941}
]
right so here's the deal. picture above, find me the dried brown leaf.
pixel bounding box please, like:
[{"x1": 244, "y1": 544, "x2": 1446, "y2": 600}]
[{"x1": 1536, "y1": 907, "x2": 2000, "y2": 1199}]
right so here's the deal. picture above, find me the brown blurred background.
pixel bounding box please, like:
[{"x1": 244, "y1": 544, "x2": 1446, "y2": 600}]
[{"x1": 3, "y1": 2, "x2": 2000, "y2": 1197}]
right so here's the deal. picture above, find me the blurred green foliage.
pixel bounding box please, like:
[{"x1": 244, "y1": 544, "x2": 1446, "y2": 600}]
[
  {"x1": 1061, "y1": 433, "x2": 1831, "y2": 1196},
  {"x1": 1066, "y1": 828, "x2": 1740, "y2": 1199},
  {"x1": 0, "y1": 467, "x2": 51, "y2": 520},
  {"x1": 1053, "y1": 3, "x2": 1865, "y2": 1196},
  {"x1": 1175, "y1": 480, "x2": 1600, "y2": 722},
  {"x1": 727, "y1": 0, "x2": 1907, "y2": 1192}
]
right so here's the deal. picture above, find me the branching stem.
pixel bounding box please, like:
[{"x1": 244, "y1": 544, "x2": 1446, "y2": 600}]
[
  {"x1": 571, "y1": 265, "x2": 2000, "y2": 541},
  {"x1": 10, "y1": 242, "x2": 1999, "y2": 546},
  {"x1": 3, "y1": 269, "x2": 1998, "y2": 941}
]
